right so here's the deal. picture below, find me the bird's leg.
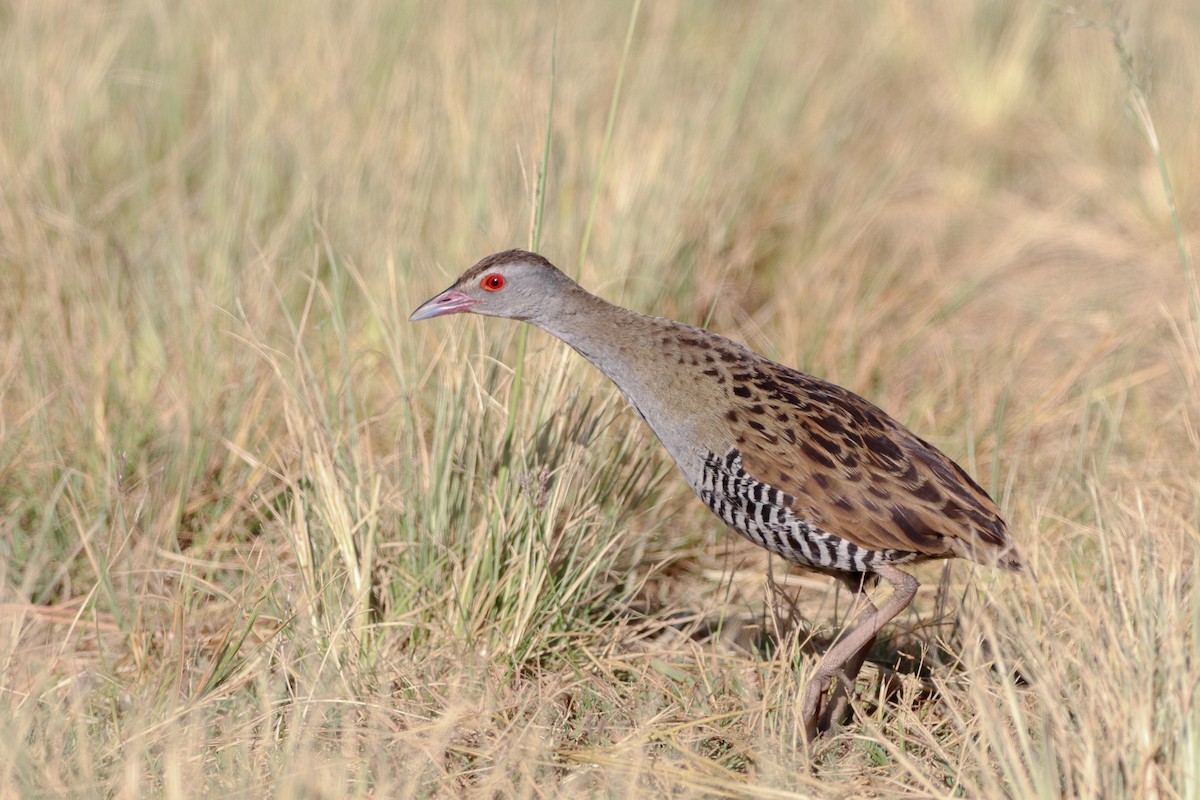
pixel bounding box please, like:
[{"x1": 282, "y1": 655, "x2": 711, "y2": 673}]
[
  {"x1": 800, "y1": 564, "x2": 919, "y2": 745},
  {"x1": 818, "y1": 584, "x2": 878, "y2": 733},
  {"x1": 799, "y1": 589, "x2": 877, "y2": 742}
]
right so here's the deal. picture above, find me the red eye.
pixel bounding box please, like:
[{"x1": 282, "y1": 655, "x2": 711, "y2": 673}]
[{"x1": 481, "y1": 274, "x2": 505, "y2": 291}]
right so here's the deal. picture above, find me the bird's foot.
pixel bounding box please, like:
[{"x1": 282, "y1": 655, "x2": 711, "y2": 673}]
[
  {"x1": 799, "y1": 672, "x2": 832, "y2": 745},
  {"x1": 817, "y1": 670, "x2": 858, "y2": 734},
  {"x1": 801, "y1": 667, "x2": 863, "y2": 745}
]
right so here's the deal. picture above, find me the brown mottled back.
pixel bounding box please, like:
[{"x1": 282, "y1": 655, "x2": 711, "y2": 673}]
[{"x1": 729, "y1": 364, "x2": 1014, "y2": 568}]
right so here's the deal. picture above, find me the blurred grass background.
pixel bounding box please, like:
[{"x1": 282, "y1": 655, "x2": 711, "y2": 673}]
[{"x1": 1, "y1": 0, "x2": 1198, "y2": 796}]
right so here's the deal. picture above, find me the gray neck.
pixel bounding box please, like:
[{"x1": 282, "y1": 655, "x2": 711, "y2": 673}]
[
  {"x1": 529, "y1": 289, "x2": 660, "y2": 388},
  {"x1": 527, "y1": 285, "x2": 720, "y2": 480}
]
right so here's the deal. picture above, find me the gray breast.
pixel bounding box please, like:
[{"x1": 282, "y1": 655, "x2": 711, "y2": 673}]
[{"x1": 696, "y1": 449, "x2": 916, "y2": 573}]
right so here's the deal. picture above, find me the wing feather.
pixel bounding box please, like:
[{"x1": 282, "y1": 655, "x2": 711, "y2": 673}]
[{"x1": 729, "y1": 367, "x2": 1022, "y2": 571}]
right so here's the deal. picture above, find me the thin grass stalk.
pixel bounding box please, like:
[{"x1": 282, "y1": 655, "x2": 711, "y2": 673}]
[
  {"x1": 499, "y1": 27, "x2": 558, "y2": 479},
  {"x1": 576, "y1": 0, "x2": 642, "y2": 278},
  {"x1": 1104, "y1": 2, "x2": 1199, "y2": 335}
]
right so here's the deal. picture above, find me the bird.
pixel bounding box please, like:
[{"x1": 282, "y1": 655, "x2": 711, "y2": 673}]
[{"x1": 409, "y1": 249, "x2": 1024, "y2": 742}]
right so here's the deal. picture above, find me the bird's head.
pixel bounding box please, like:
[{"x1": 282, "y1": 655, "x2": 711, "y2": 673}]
[{"x1": 409, "y1": 249, "x2": 575, "y2": 324}]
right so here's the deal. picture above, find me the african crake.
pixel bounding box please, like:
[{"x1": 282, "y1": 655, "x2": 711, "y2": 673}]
[{"x1": 410, "y1": 250, "x2": 1024, "y2": 741}]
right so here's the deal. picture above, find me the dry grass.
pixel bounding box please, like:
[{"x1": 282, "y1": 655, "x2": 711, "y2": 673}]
[{"x1": 1, "y1": 1, "x2": 1198, "y2": 797}]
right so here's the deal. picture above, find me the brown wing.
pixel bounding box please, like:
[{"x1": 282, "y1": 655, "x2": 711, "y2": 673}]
[{"x1": 728, "y1": 365, "x2": 1023, "y2": 571}]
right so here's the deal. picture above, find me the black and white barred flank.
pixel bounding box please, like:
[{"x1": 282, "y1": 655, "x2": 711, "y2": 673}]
[{"x1": 698, "y1": 450, "x2": 917, "y2": 573}]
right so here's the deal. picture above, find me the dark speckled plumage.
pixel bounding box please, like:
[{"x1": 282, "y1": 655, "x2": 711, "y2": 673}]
[{"x1": 411, "y1": 249, "x2": 1024, "y2": 742}]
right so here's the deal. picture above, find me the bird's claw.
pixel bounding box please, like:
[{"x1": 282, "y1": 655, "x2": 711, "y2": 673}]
[{"x1": 799, "y1": 673, "x2": 832, "y2": 745}]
